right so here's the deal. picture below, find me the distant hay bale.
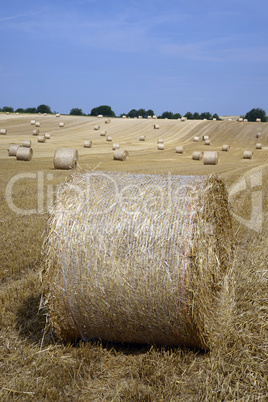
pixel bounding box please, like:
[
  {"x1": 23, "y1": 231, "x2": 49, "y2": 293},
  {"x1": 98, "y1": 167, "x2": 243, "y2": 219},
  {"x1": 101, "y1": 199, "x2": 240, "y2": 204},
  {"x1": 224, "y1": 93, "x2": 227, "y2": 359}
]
[
  {"x1": 59, "y1": 122, "x2": 65, "y2": 127},
  {"x1": 112, "y1": 143, "x2": 120, "y2": 150},
  {"x1": 181, "y1": 116, "x2": 187, "y2": 121},
  {"x1": 35, "y1": 122, "x2": 41, "y2": 127},
  {"x1": 154, "y1": 124, "x2": 160, "y2": 129},
  {"x1": 175, "y1": 146, "x2": 185, "y2": 154},
  {"x1": 106, "y1": 136, "x2": 112, "y2": 142},
  {"x1": 8, "y1": 144, "x2": 20, "y2": 156},
  {"x1": 205, "y1": 139, "x2": 211, "y2": 146},
  {"x1": 139, "y1": 136, "x2": 146, "y2": 141},
  {"x1": 256, "y1": 133, "x2": 261, "y2": 138},
  {"x1": 100, "y1": 130, "x2": 106, "y2": 136},
  {"x1": 94, "y1": 125, "x2": 100, "y2": 130},
  {"x1": 56, "y1": 113, "x2": 60, "y2": 117},
  {"x1": 193, "y1": 136, "x2": 199, "y2": 142},
  {"x1": 157, "y1": 144, "x2": 164, "y2": 150},
  {"x1": 138, "y1": 115, "x2": 143, "y2": 119},
  {"x1": 105, "y1": 119, "x2": 111, "y2": 124},
  {"x1": 158, "y1": 138, "x2": 164, "y2": 144},
  {"x1": 213, "y1": 118, "x2": 216, "y2": 121},
  {"x1": 222, "y1": 145, "x2": 230, "y2": 152},
  {"x1": 122, "y1": 115, "x2": 127, "y2": 119},
  {"x1": 97, "y1": 114, "x2": 103, "y2": 118},
  {"x1": 202, "y1": 135, "x2": 209, "y2": 141},
  {"x1": 30, "y1": 120, "x2": 36, "y2": 125},
  {"x1": 256, "y1": 143, "x2": 262, "y2": 149},
  {"x1": 256, "y1": 118, "x2": 261, "y2": 122},
  {"x1": 243, "y1": 151, "x2": 253, "y2": 159},
  {"x1": 32, "y1": 129, "x2": 40, "y2": 136},
  {"x1": 192, "y1": 151, "x2": 203, "y2": 160},
  {"x1": 243, "y1": 119, "x2": 248, "y2": 122},
  {"x1": 22, "y1": 140, "x2": 31, "y2": 148},
  {"x1": 43, "y1": 171, "x2": 234, "y2": 349},
  {"x1": 16, "y1": 147, "x2": 33, "y2": 161},
  {"x1": 203, "y1": 151, "x2": 219, "y2": 165},
  {"x1": 153, "y1": 115, "x2": 158, "y2": 119},
  {"x1": 84, "y1": 140, "x2": 92, "y2": 148},
  {"x1": 113, "y1": 149, "x2": 129, "y2": 161},
  {"x1": 0, "y1": 128, "x2": 7, "y2": 135},
  {"x1": 54, "y1": 148, "x2": 78, "y2": 170},
  {"x1": 238, "y1": 118, "x2": 243, "y2": 122},
  {"x1": 5, "y1": 112, "x2": 10, "y2": 115},
  {"x1": 147, "y1": 115, "x2": 152, "y2": 119},
  {"x1": 45, "y1": 133, "x2": 50, "y2": 139},
  {"x1": 37, "y1": 135, "x2": 46, "y2": 143}
]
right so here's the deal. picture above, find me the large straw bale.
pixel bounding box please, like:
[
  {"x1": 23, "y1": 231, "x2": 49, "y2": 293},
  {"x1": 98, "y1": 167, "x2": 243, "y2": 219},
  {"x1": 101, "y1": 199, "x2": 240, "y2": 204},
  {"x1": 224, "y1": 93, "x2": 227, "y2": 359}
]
[
  {"x1": 192, "y1": 151, "x2": 203, "y2": 160},
  {"x1": 32, "y1": 129, "x2": 40, "y2": 136},
  {"x1": 8, "y1": 144, "x2": 20, "y2": 156},
  {"x1": 175, "y1": 146, "x2": 185, "y2": 154},
  {"x1": 112, "y1": 143, "x2": 120, "y2": 150},
  {"x1": 0, "y1": 128, "x2": 7, "y2": 135},
  {"x1": 16, "y1": 147, "x2": 33, "y2": 161},
  {"x1": 84, "y1": 140, "x2": 92, "y2": 148},
  {"x1": 157, "y1": 143, "x2": 164, "y2": 150},
  {"x1": 22, "y1": 140, "x2": 31, "y2": 148},
  {"x1": 193, "y1": 136, "x2": 199, "y2": 142},
  {"x1": 30, "y1": 120, "x2": 36, "y2": 125},
  {"x1": 222, "y1": 145, "x2": 230, "y2": 152},
  {"x1": 203, "y1": 151, "x2": 219, "y2": 165},
  {"x1": 43, "y1": 172, "x2": 234, "y2": 350},
  {"x1": 255, "y1": 143, "x2": 262, "y2": 149},
  {"x1": 54, "y1": 148, "x2": 78, "y2": 170},
  {"x1": 243, "y1": 151, "x2": 253, "y2": 159},
  {"x1": 113, "y1": 149, "x2": 128, "y2": 161}
]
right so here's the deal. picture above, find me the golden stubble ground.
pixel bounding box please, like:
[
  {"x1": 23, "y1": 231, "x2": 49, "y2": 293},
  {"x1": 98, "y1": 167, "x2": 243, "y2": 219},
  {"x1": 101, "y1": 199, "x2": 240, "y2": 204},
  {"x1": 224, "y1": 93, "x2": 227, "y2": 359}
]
[{"x1": 0, "y1": 113, "x2": 267, "y2": 401}]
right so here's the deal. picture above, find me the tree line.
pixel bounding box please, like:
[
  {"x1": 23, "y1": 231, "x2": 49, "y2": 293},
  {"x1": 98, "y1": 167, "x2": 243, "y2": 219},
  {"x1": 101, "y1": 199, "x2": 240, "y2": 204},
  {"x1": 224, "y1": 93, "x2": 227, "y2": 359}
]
[{"x1": 0, "y1": 104, "x2": 267, "y2": 122}]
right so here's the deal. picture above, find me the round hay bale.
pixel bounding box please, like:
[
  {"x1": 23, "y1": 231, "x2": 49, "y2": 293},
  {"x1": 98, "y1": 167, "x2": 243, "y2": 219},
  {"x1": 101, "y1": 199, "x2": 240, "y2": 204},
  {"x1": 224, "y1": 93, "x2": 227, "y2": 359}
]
[
  {"x1": 243, "y1": 118, "x2": 248, "y2": 122},
  {"x1": 106, "y1": 136, "x2": 112, "y2": 142},
  {"x1": 16, "y1": 147, "x2": 33, "y2": 161},
  {"x1": 30, "y1": 120, "x2": 36, "y2": 125},
  {"x1": 139, "y1": 136, "x2": 146, "y2": 141},
  {"x1": 22, "y1": 140, "x2": 31, "y2": 148},
  {"x1": 56, "y1": 113, "x2": 60, "y2": 117},
  {"x1": 113, "y1": 149, "x2": 129, "y2": 161},
  {"x1": 153, "y1": 115, "x2": 157, "y2": 119},
  {"x1": 43, "y1": 172, "x2": 234, "y2": 349},
  {"x1": 202, "y1": 135, "x2": 209, "y2": 141},
  {"x1": 100, "y1": 130, "x2": 106, "y2": 136},
  {"x1": 94, "y1": 125, "x2": 100, "y2": 130},
  {"x1": 45, "y1": 133, "x2": 51, "y2": 139},
  {"x1": 205, "y1": 139, "x2": 211, "y2": 146},
  {"x1": 193, "y1": 136, "x2": 199, "y2": 142},
  {"x1": 175, "y1": 146, "x2": 185, "y2": 154},
  {"x1": 203, "y1": 151, "x2": 219, "y2": 165},
  {"x1": 8, "y1": 144, "x2": 20, "y2": 156},
  {"x1": 84, "y1": 140, "x2": 92, "y2": 148},
  {"x1": 256, "y1": 143, "x2": 262, "y2": 149},
  {"x1": 37, "y1": 135, "x2": 46, "y2": 143},
  {"x1": 32, "y1": 129, "x2": 40, "y2": 136},
  {"x1": 256, "y1": 133, "x2": 261, "y2": 138},
  {"x1": 35, "y1": 122, "x2": 41, "y2": 127},
  {"x1": 222, "y1": 145, "x2": 230, "y2": 152},
  {"x1": 158, "y1": 138, "x2": 164, "y2": 144},
  {"x1": 105, "y1": 119, "x2": 111, "y2": 124},
  {"x1": 54, "y1": 148, "x2": 79, "y2": 170},
  {"x1": 59, "y1": 122, "x2": 65, "y2": 127},
  {"x1": 97, "y1": 114, "x2": 103, "y2": 118},
  {"x1": 256, "y1": 118, "x2": 261, "y2": 122},
  {"x1": 0, "y1": 128, "x2": 7, "y2": 135},
  {"x1": 181, "y1": 116, "x2": 187, "y2": 121},
  {"x1": 157, "y1": 144, "x2": 164, "y2": 150},
  {"x1": 154, "y1": 124, "x2": 160, "y2": 129},
  {"x1": 243, "y1": 151, "x2": 253, "y2": 159},
  {"x1": 192, "y1": 151, "x2": 203, "y2": 160},
  {"x1": 238, "y1": 117, "x2": 243, "y2": 122},
  {"x1": 112, "y1": 143, "x2": 120, "y2": 150}
]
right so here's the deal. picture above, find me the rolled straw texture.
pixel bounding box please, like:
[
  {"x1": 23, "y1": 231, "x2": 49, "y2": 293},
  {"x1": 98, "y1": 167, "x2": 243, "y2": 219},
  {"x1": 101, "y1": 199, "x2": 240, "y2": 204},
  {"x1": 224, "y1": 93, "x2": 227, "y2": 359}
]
[
  {"x1": 203, "y1": 151, "x2": 219, "y2": 165},
  {"x1": 192, "y1": 151, "x2": 203, "y2": 160},
  {"x1": 113, "y1": 149, "x2": 128, "y2": 161},
  {"x1": 175, "y1": 146, "x2": 185, "y2": 154},
  {"x1": 54, "y1": 148, "x2": 78, "y2": 170},
  {"x1": 243, "y1": 151, "x2": 253, "y2": 159},
  {"x1": 0, "y1": 129, "x2": 7, "y2": 135},
  {"x1": 22, "y1": 140, "x2": 31, "y2": 148},
  {"x1": 157, "y1": 144, "x2": 164, "y2": 150},
  {"x1": 256, "y1": 143, "x2": 262, "y2": 149},
  {"x1": 16, "y1": 147, "x2": 33, "y2": 161},
  {"x1": 222, "y1": 145, "x2": 230, "y2": 152},
  {"x1": 84, "y1": 140, "x2": 92, "y2": 148},
  {"x1": 43, "y1": 172, "x2": 234, "y2": 350},
  {"x1": 8, "y1": 144, "x2": 20, "y2": 156}
]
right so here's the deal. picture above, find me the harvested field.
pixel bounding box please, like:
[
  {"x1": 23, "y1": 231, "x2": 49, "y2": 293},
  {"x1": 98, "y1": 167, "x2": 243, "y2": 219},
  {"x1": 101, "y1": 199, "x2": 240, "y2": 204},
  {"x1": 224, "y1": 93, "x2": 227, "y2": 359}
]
[{"x1": 0, "y1": 113, "x2": 267, "y2": 401}]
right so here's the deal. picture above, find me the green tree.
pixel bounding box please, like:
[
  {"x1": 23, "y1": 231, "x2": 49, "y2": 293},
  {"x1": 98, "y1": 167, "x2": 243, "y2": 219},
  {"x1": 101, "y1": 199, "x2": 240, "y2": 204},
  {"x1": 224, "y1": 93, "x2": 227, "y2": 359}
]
[
  {"x1": 212, "y1": 113, "x2": 220, "y2": 120},
  {"x1": 200, "y1": 112, "x2": 212, "y2": 120},
  {"x1": 2, "y1": 106, "x2": 14, "y2": 113},
  {"x1": 15, "y1": 108, "x2": 25, "y2": 113},
  {"x1": 37, "y1": 104, "x2": 52, "y2": 114},
  {"x1": 160, "y1": 111, "x2": 174, "y2": 119},
  {"x1": 137, "y1": 108, "x2": 146, "y2": 117},
  {"x1": 244, "y1": 108, "x2": 267, "y2": 122},
  {"x1": 193, "y1": 112, "x2": 200, "y2": 120},
  {"x1": 146, "y1": 109, "x2": 154, "y2": 117},
  {"x1": 127, "y1": 109, "x2": 138, "y2": 118},
  {"x1": 184, "y1": 112, "x2": 193, "y2": 120},
  {"x1": 90, "y1": 105, "x2": 115, "y2": 117},
  {"x1": 24, "y1": 107, "x2": 37, "y2": 114},
  {"x1": 173, "y1": 113, "x2": 182, "y2": 119},
  {"x1": 70, "y1": 108, "x2": 83, "y2": 116}
]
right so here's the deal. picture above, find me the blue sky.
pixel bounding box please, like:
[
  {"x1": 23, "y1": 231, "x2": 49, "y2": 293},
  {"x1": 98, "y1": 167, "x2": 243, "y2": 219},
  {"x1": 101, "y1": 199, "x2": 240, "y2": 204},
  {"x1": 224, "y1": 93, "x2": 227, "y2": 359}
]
[{"x1": 1, "y1": 0, "x2": 268, "y2": 116}]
